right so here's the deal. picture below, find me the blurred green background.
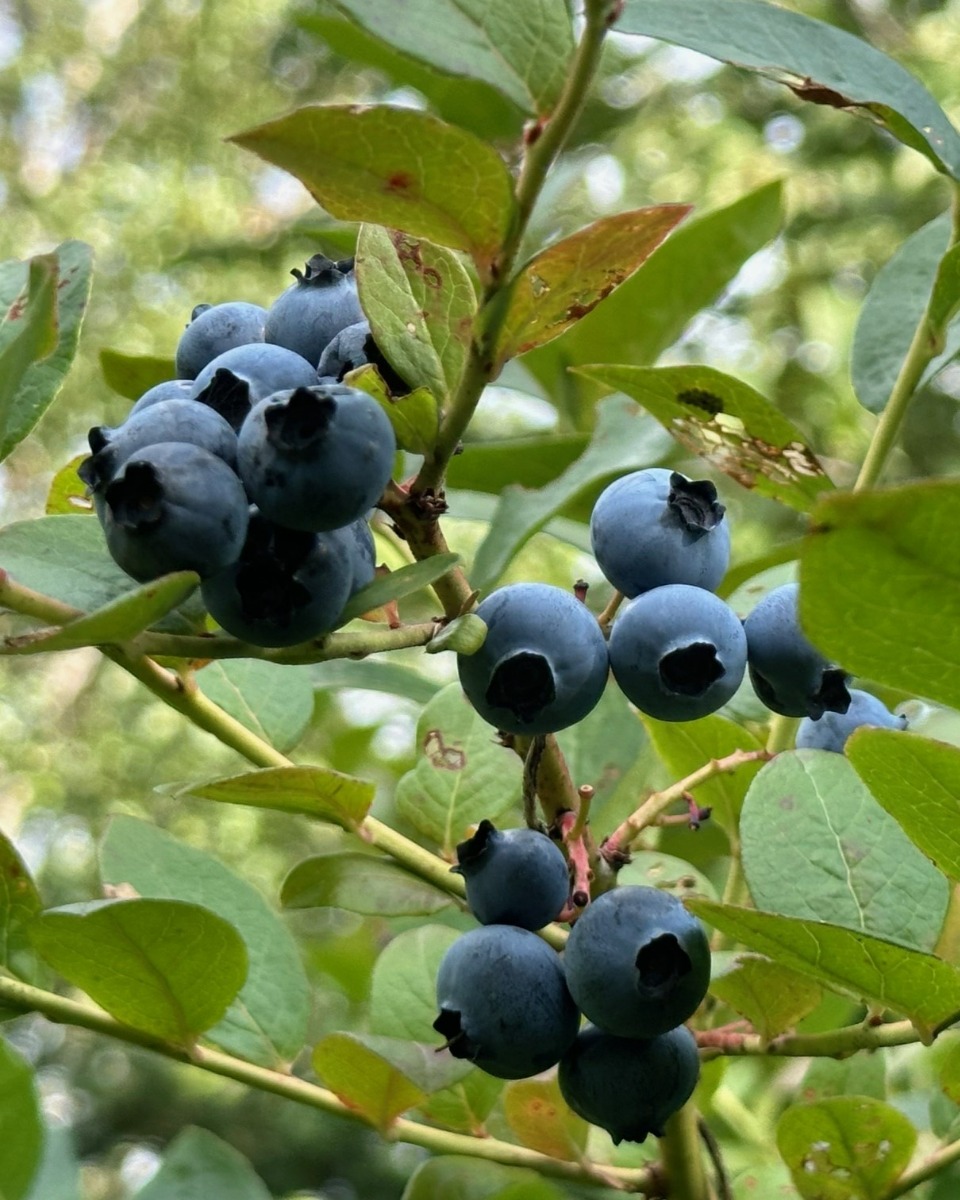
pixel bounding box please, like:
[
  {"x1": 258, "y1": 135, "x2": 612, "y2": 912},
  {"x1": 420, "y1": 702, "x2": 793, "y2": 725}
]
[{"x1": 4, "y1": 0, "x2": 960, "y2": 1196}]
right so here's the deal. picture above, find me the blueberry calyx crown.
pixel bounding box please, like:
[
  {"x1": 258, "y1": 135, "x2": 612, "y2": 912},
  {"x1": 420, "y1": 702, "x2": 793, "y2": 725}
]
[
  {"x1": 667, "y1": 472, "x2": 725, "y2": 533},
  {"x1": 195, "y1": 368, "x2": 253, "y2": 430},
  {"x1": 190, "y1": 303, "x2": 212, "y2": 322},
  {"x1": 751, "y1": 663, "x2": 852, "y2": 720},
  {"x1": 452, "y1": 819, "x2": 497, "y2": 874},
  {"x1": 233, "y1": 518, "x2": 317, "y2": 624},
  {"x1": 105, "y1": 462, "x2": 165, "y2": 530},
  {"x1": 290, "y1": 253, "x2": 344, "y2": 287},
  {"x1": 484, "y1": 651, "x2": 557, "y2": 723},
  {"x1": 433, "y1": 1008, "x2": 477, "y2": 1061},
  {"x1": 659, "y1": 641, "x2": 723, "y2": 696},
  {"x1": 635, "y1": 933, "x2": 692, "y2": 998},
  {"x1": 264, "y1": 387, "x2": 337, "y2": 453}
]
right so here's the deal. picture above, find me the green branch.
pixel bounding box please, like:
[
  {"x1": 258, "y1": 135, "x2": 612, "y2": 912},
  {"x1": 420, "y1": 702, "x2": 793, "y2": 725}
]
[
  {"x1": 697, "y1": 1018, "x2": 919, "y2": 1060},
  {"x1": 882, "y1": 1134, "x2": 960, "y2": 1199},
  {"x1": 0, "y1": 974, "x2": 655, "y2": 1194}
]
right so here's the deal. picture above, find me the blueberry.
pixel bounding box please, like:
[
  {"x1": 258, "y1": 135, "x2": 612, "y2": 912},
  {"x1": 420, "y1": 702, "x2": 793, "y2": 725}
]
[
  {"x1": 796, "y1": 688, "x2": 907, "y2": 753},
  {"x1": 201, "y1": 509, "x2": 355, "y2": 647},
  {"x1": 563, "y1": 886, "x2": 711, "y2": 1038},
  {"x1": 78, "y1": 400, "x2": 238, "y2": 493},
  {"x1": 190, "y1": 343, "x2": 319, "y2": 431},
  {"x1": 590, "y1": 469, "x2": 730, "y2": 598},
  {"x1": 433, "y1": 925, "x2": 580, "y2": 1079},
  {"x1": 608, "y1": 584, "x2": 747, "y2": 722},
  {"x1": 100, "y1": 442, "x2": 249, "y2": 582},
  {"x1": 456, "y1": 583, "x2": 609, "y2": 736},
  {"x1": 236, "y1": 384, "x2": 396, "y2": 532},
  {"x1": 559, "y1": 1024, "x2": 700, "y2": 1143},
  {"x1": 317, "y1": 319, "x2": 410, "y2": 395},
  {"x1": 452, "y1": 820, "x2": 569, "y2": 930},
  {"x1": 128, "y1": 379, "x2": 194, "y2": 417},
  {"x1": 175, "y1": 301, "x2": 268, "y2": 379},
  {"x1": 265, "y1": 254, "x2": 364, "y2": 367},
  {"x1": 743, "y1": 582, "x2": 851, "y2": 719},
  {"x1": 331, "y1": 518, "x2": 376, "y2": 596}
]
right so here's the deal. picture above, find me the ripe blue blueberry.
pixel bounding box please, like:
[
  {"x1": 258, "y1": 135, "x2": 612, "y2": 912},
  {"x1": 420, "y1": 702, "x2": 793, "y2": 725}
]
[
  {"x1": 317, "y1": 319, "x2": 409, "y2": 394},
  {"x1": 190, "y1": 343, "x2": 319, "y2": 431},
  {"x1": 175, "y1": 301, "x2": 268, "y2": 379},
  {"x1": 128, "y1": 379, "x2": 194, "y2": 417},
  {"x1": 452, "y1": 820, "x2": 569, "y2": 930},
  {"x1": 236, "y1": 384, "x2": 396, "y2": 532},
  {"x1": 563, "y1": 885, "x2": 711, "y2": 1038},
  {"x1": 797, "y1": 688, "x2": 907, "y2": 753},
  {"x1": 331, "y1": 518, "x2": 376, "y2": 596},
  {"x1": 743, "y1": 582, "x2": 851, "y2": 719},
  {"x1": 608, "y1": 584, "x2": 747, "y2": 722},
  {"x1": 558, "y1": 1023, "x2": 700, "y2": 1143},
  {"x1": 100, "y1": 442, "x2": 249, "y2": 582},
  {"x1": 456, "y1": 583, "x2": 609, "y2": 736},
  {"x1": 590, "y1": 468, "x2": 730, "y2": 597},
  {"x1": 201, "y1": 509, "x2": 356, "y2": 647},
  {"x1": 433, "y1": 925, "x2": 580, "y2": 1079},
  {"x1": 78, "y1": 399, "x2": 238, "y2": 493},
  {"x1": 265, "y1": 255, "x2": 364, "y2": 367}
]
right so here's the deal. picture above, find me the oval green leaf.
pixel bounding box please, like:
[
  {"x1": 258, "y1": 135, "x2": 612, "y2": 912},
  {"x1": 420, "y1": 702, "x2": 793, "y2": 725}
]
[
  {"x1": 281, "y1": 852, "x2": 454, "y2": 916},
  {"x1": 29, "y1": 898, "x2": 248, "y2": 1044},
  {"x1": 339, "y1": 552, "x2": 460, "y2": 625},
  {"x1": 502, "y1": 1076, "x2": 589, "y2": 1162},
  {"x1": 710, "y1": 954, "x2": 821, "y2": 1040},
  {"x1": 197, "y1": 660, "x2": 315, "y2": 754},
  {"x1": 182, "y1": 765, "x2": 375, "y2": 831},
  {"x1": 369, "y1": 923, "x2": 460, "y2": 1042},
  {"x1": 99, "y1": 349, "x2": 177, "y2": 400},
  {"x1": 45, "y1": 455, "x2": 94, "y2": 517},
  {"x1": 344, "y1": 365, "x2": 440, "y2": 456},
  {"x1": 0, "y1": 1039, "x2": 42, "y2": 1200},
  {"x1": 0, "y1": 832, "x2": 45, "y2": 985},
  {"x1": 135, "y1": 1127, "x2": 271, "y2": 1200},
  {"x1": 402, "y1": 1157, "x2": 566, "y2": 1200}
]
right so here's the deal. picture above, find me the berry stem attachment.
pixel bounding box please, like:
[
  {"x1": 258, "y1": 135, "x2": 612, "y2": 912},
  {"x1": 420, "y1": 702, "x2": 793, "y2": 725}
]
[
  {"x1": 522, "y1": 735, "x2": 548, "y2": 829},
  {"x1": 659, "y1": 1103, "x2": 713, "y2": 1200},
  {"x1": 597, "y1": 588, "x2": 625, "y2": 634}
]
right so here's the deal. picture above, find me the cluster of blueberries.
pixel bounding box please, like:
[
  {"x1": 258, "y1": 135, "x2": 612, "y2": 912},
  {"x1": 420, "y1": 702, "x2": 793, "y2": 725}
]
[
  {"x1": 456, "y1": 467, "x2": 906, "y2": 751},
  {"x1": 433, "y1": 821, "x2": 706, "y2": 1143},
  {"x1": 79, "y1": 255, "x2": 402, "y2": 647}
]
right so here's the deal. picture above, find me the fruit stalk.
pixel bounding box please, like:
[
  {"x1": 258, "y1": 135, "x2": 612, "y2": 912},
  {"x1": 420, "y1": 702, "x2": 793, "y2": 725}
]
[{"x1": 659, "y1": 1103, "x2": 713, "y2": 1200}]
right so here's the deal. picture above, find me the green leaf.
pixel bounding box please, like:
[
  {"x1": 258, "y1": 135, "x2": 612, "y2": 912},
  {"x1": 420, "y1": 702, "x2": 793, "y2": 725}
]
[
  {"x1": 469, "y1": 394, "x2": 670, "y2": 592},
  {"x1": 402, "y1": 1157, "x2": 566, "y2": 1200},
  {"x1": 0, "y1": 1039, "x2": 42, "y2": 1200},
  {"x1": 740, "y1": 750, "x2": 949, "y2": 950},
  {"x1": 345, "y1": 365, "x2": 440, "y2": 456},
  {"x1": 574, "y1": 364, "x2": 832, "y2": 512},
  {"x1": 332, "y1": 0, "x2": 573, "y2": 115},
  {"x1": 182, "y1": 765, "x2": 375, "y2": 831},
  {"x1": 425, "y1": 612, "x2": 487, "y2": 656},
  {"x1": 446, "y1": 432, "x2": 589, "y2": 494},
  {"x1": 0, "y1": 832, "x2": 45, "y2": 985},
  {"x1": 25, "y1": 1125, "x2": 81, "y2": 1200},
  {"x1": 312, "y1": 658, "x2": 442, "y2": 704},
  {"x1": 493, "y1": 205, "x2": 691, "y2": 365},
  {"x1": 281, "y1": 852, "x2": 454, "y2": 916},
  {"x1": 4, "y1": 573, "x2": 199, "y2": 655},
  {"x1": 618, "y1": 851, "x2": 718, "y2": 902},
  {"x1": 846, "y1": 729, "x2": 960, "y2": 886},
  {"x1": 45, "y1": 456, "x2": 94, "y2": 517},
  {"x1": 355, "y1": 223, "x2": 477, "y2": 403},
  {"x1": 800, "y1": 480, "x2": 960, "y2": 710},
  {"x1": 313, "y1": 1032, "x2": 470, "y2": 1131},
  {"x1": 801, "y1": 1054, "x2": 887, "y2": 1103},
  {"x1": 642, "y1": 712, "x2": 765, "y2": 836},
  {"x1": 0, "y1": 516, "x2": 132, "y2": 612},
  {"x1": 134, "y1": 1127, "x2": 271, "y2": 1200},
  {"x1": 395, "y1": 682, "x2": 523, "y2": 854},
  {"x1": 197, "y1": 660, "x2": 315, "y2": 754},
  {"x1": 502, "y1": 1076, "x2": 589, "y2": 1162},
  {"x1": 617, "y1": 0, "x2": 960, "y2": 180},
  {"x1": 710, "y1": 953, "x2": 822, "y2": 1040},
  {"x1": 369, "y1": 923, "x2": 460, "y2": 1041},
  {"x1": 851, "y1": 215, "x2": 960, "y2": 414},
  {"x1": 417, "y1": 1071, "x2": 503, "y2": 1135},
  {"x1": 0, "y1": 241, "x2": 92, "y2": 462},
  {"x1": 99, "y1": 349, "x2": 177, "y2": 400},
  {"x1": 689, "y1": 900, "x2": 960, "y2": 1042},
  {"x1": 339, "y1": 552, "x2": 460, "y2": 624},
  {"x1": 777, "y1": 1097, "x2": 916, "y2": 1200},
  {"x1": 229, "y1": 105, "x2": 515, "y2": 274},
  {"x1": 100, "y1": 816, "x2": 310, "y2": 1069},
  {"x1": 30, "y1": 898, "x2": 248, "y2": 1044},
  {"x1": 556, "y1": 684, "x2": 646, "y2": 818},
  {"x1": 522, "y1": 181, "x2": 783, "y2": 399}
]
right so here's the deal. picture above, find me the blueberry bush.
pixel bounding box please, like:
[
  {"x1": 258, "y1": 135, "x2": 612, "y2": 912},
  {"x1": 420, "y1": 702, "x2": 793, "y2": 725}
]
[{"x1": 4, "y1": 1, "x2": 960, "y2": 1198}]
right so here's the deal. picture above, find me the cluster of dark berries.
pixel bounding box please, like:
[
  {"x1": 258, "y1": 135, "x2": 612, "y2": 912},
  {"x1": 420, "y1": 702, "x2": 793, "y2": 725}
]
[
  {"x1": 79, "y1": 255, "x2": 401, "y2": 647},
  {"x1": 433, "y1": 821, "x2": 706, "y2": 1142},
  {"x1": 457, "y1": 467, "x2": 904, "y2": 749}
]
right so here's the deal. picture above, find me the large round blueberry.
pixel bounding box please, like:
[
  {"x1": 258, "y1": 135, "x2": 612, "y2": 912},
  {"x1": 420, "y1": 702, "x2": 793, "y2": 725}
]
[
  {"x1": 608, "y1": 584, "x2": 746, "y2": 722},
  {"x1": 559, "y1": 1024, "x2": 700, "y2": 1143},
  {"x1": 237, "y1": 384, "x2": 395, "y2": 532},
  {"x1": 100, "y1": 442, "x2": 249, "y2": 582},
  {"x1": 453, "y1": 820, "x2": 569, "y2": 930},
  {"x1": 265, "y1": 255, "x2": 364, "y2": 367},
  {"x1": 201, "y1": 509, "x2": 355, "y2": 647},
  {"x1": 190, "y1": 343, "x2": 319, "y2": 431},
  {"x1": 563, "y1": 886, "x2": 711, "y2": 1038},
  {"x1": 590, "y1": 468, "x2": 730, "y2": 597},
  {"x1": 797, "y1": 688, "x2": 906, "y2": 753},
  {"x1": 456, "y1": 583, "x2": 609, "y2": 736},
  {"x1": 175, "y1": 301, "x2": 267, "y2": 379},
  {"x1": 79, "y1": 399, "x2": 238, "y2": 493},
  {"x1": 434, "y1": 925, "x2": 580, "y2": 1080},
  {"x1": 743, "y1": 582, "x2": 851, "y2": 719},
  {"x1": 128, "y1": 379, "x2": 194, "y2": 417}
]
